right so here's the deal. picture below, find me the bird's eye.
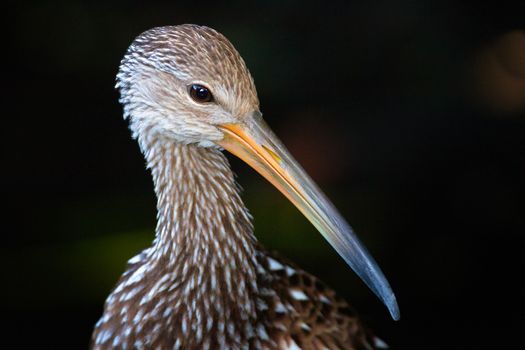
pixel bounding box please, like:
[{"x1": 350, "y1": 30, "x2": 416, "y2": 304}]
[{"x1": 189, "y1": 84, "x2": 213, "y2": 103}]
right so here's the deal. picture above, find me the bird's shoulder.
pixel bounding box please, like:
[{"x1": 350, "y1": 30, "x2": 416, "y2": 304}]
[{"x1": 256, "y1": 251, "x2": 383, "y2": 350}]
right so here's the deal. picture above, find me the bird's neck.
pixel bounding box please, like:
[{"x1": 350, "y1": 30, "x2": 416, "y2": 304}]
[
  {"x1": 99, "y1": 137, "x2": 263, "y2": 348},
  {"x1": 147, "y1": 138, "x2": 259, "y2": 281}
]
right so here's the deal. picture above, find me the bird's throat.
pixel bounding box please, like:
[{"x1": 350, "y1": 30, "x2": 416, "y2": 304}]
[{"x1": 148, "y1": 140, "x2": 258, "y2": 272}]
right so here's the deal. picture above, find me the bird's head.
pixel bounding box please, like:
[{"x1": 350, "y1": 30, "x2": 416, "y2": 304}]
[
  {"x1": 117, "y1": 24, "x2": 400, "y2": 321},
  {"x1": 117, "y1": 24, "x2": 260, "y2": 147}
]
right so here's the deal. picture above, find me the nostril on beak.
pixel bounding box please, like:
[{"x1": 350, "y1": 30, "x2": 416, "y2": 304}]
[{"x1": 261, "y1": 144, "x2": 281, "y2": 163}]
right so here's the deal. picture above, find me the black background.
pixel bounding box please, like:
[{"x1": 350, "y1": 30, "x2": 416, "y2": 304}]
[{"x1": 4, "y1": 1, "x2": 524, "y2": 349}]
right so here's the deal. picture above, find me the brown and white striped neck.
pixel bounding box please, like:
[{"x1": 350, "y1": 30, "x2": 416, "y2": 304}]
[{"x1": 92, "y1": 138, "x2": 264, "y2": 349}]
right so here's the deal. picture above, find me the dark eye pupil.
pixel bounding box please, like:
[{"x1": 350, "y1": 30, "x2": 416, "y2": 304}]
[
  {"x1": 190, "y1": 84, "x2": 212, "y2": 102},
  {"x1": 195, "y1": 87, "x2": 208, "y2": 99}
]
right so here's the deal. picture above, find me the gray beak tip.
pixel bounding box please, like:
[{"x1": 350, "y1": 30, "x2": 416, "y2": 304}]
[{"x1": 387, "y1": 295, "x2": 401, "y2": 321}]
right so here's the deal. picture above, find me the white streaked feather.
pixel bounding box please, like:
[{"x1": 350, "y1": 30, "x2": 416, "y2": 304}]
[{"x1": 289, "y1": 289, "x2": 309, "y2": 301}]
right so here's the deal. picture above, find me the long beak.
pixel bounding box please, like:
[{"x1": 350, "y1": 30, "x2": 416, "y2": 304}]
[{"x1": 217, "y1": 112, "x2": 400, "y2": 320}]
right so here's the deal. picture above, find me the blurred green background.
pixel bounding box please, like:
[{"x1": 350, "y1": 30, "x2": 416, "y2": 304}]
[{"x1": 4, "y1": 0, "x2": 524, "y2": 349}]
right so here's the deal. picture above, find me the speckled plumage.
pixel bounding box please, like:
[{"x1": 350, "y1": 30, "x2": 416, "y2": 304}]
[{"x1": 92, "y1": 24, "x2": 385, "y2": 350}]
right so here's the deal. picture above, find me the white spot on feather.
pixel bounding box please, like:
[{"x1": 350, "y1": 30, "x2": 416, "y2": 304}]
[
  {"x1": 319, "y1": 295, "x2": 331, "y2": 304},
  {"x1": 257, "y1": 324, "x2": 270, "y2": 341},
  {"x1": 268, "y1": 257, "x2": 284, "y2": 270},
  {"x1": 285, "y1": 266, "x2": 295, "y2": 276},
  {"x1": 257, "y1": 298, "x2": 268, "y2": 311},
  {"x1": 112, "y1": 335, "x2": 121, "y2": 347},
  {"x1": 182, "y1": 317, "x2": 188, "y2": 334},
  {"x1": 374, "y1": 336, "x2": 389, "y2": 349},
  {"x1": 96, "y1": 329, "x2": 112, "y2": 344},
  {"x1": 282, "y1": 337, "x2": 302, "y2": 350},
  {"x1": 289, "y1": 289, "x2": 309, "y2": 301},
  {"x1": 274, "y1": 302, "x2": 287, "y2": 313},
  {"x1": 127, "y1": 254, "x2": 142, "y2": 265},
  {"x1": 120, "y1": 285, "x2": 142, "y2": 302},
  {"x1": 127, "y1": 264, "x2": 147, "y2": 285},
  {"x1": 163, "y1": 307, "x2": 172, "y2": 318}
]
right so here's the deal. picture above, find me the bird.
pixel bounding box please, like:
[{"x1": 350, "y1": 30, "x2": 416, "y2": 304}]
[{"x1": 91, "y1": 24, "x2": 399, "y2": 350}]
